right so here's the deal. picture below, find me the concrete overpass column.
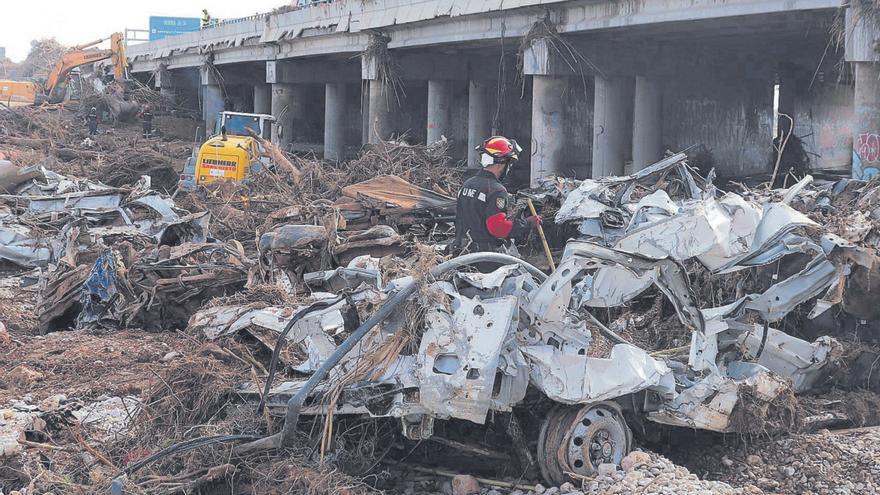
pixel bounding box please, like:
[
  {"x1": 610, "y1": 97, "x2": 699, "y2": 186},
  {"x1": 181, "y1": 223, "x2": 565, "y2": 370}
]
[
  {"x1": 847, "y1": 3, "x2": 880, "y2": 179},
  {"x1": 523, "y1": 37, "x2": 573, "y2": 185},
  {"x1": 288, "y1": 84, "x2": 308, "y2": 142},
  {"x1": 204, "y1": 85, "x2": 224, "y2": 133},
  {"x1": 367, "y1": 79, "x2": 396, "y2": 143},
  {"x1": 271, "y1": 83, "x2": 294, "y2": 148},
  {"x1": 324, "y1": 82, "x2": 347, "y2": 162},
  {"x1": 467, "y1": 80, "x2": 492, "y2": 168},
  {"x1": 592, "y1": 76, "x2": 631, "y2": 178},
  {"x1": 156, "y1": 65, "x2": 176, "y2": 106},
  {"x1": 853, "y1": 63, "x2": 880, "y2": 178},
  {"x1": 202, "y1": 87, "x2": 224, "y2": 136},
  {"x1": 200, "y1": 67, "x2": 224, "y2": 135},
  {"x1": 161, "y1": 86, "x2": 177, "y2": 106},
  {"x1": 253, "y1": 84, "x2": 271, "y2": 114},
  {"x1": 531, "y1": 75, "x2": 566, "y2": 185},
  {"x1": 362, "y1": 36, "x2": 398, "y2": 144},
  {"x1": 427, "y1": 79, "x2": 453, "y2": 144},
  {"x1": 361, "y1": 81, "x2": 370, "y2": 146},
  {"x1": 632, "y1": 76, "x2": 663, "y2": 171}
]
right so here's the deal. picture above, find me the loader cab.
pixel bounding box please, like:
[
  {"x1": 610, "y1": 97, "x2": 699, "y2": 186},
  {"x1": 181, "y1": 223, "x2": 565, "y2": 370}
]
[
  {"x1": 179, "y1": 112, "x2": 275, "y2": 190},
  {"x1": 214, "y1": 111, "x2": 274, "y2": 140}
]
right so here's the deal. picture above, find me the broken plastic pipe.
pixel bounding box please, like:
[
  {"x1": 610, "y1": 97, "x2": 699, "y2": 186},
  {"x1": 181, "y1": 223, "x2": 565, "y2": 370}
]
[{"x1": 234, "y1": 252, "x2": 546, "y2": 454}]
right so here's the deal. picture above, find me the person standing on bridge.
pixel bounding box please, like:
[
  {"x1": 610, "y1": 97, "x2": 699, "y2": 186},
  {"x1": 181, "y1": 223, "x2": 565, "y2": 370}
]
[
  {"x1": 201, "y1": 9, "x2": 212, "y2": 29},
  {"x1": 453, "y1": 136, "x2": 541, "y2": 254}
]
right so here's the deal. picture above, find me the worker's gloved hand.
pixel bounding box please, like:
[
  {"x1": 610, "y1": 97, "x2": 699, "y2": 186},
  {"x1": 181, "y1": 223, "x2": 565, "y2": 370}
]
[{"x1": 525, "y1": 215, "x2": 543, "y2": 229}]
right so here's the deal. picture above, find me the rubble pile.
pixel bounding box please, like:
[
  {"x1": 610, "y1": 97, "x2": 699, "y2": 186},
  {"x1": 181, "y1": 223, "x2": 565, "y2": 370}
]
[
  {"x1": 6, "y1": 104, "x2": 880, "y2": 495},
  {"x1": 682, "y1": 429, "x2": 880, "y2": 494},
  {"x1": 528, "y1": 450, "x2": 763, "y2": 495},
  {"x1": 0, "y1": 105, "x2": 189, "y2": 192},
  {"x1": 0, "y1": 163, "x2": 238, "y2": 332},
  {"x1": 179, "y1": 137, "x2": 459, "y2": 244},
  {"x1": 389, "y1": 450, "x2": 765, "y2": 495}
]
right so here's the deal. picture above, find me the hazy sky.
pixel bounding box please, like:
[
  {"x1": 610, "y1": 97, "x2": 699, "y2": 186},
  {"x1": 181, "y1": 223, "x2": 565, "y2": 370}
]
[{"x1": 1, "y1": 0, "x2": 288, "y2": 61}]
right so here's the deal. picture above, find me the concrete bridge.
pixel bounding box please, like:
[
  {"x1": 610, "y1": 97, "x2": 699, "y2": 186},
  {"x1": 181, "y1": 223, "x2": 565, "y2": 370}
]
[{"x1": 126, "y1": 0, "x2": 880, "y2": 182}]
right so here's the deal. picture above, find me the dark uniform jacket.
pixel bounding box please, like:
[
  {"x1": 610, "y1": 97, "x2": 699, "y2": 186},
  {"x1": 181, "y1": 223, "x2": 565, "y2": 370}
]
[
  {"x1": 454, "y1": 169, "x2": 528, "y2": 252},
  {"x1": 86, "y1": 110, "x2": 98, "y2": 133},
  {"x1": 142, "y1": 110, "x2": 154, "y2": 136}
]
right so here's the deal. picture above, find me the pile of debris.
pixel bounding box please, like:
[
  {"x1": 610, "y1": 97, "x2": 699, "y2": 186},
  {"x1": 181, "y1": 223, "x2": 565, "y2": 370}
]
[
  {"x1": 0, "y1": 151, "x2": 249, "y2": 334},
  {"x1": 180, "y1": 138, "x2": 460, "y2": 267},
  {"x1": 681, "y1": 428, "x2": 880, "y2": 494},
  {"x1": 0, "y1": 105, "x2": 188, "y2": 192},
  {"x1": 189, "y1": 150, "x2": 880, "y2": 487},
  {"x1": 78, "y1": 77, "x2": 140, "y2": 123},
  {"x1": 535, "y1": 450, "x2": 764, "y2": 495},
  {"x1": 6, "y1": 99, "x2": 880, "y2": 495}
]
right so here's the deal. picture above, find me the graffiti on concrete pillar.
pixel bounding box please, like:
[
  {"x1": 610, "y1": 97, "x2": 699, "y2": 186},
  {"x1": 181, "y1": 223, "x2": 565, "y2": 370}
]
[
  {"x1": 857, "y1": 133, "x2": 880, "y2": 163},
  {"x1": 854, "y1": 132, "x2": 880, "y2": 179}
]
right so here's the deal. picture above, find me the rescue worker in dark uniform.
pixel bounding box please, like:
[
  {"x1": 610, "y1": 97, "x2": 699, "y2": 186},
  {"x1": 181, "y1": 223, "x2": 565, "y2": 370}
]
[
  {"x1": 86, "y1": 107, "x2": 98, "y2": 136},
  {"x1": 453, "y1": 136, "x2": 542, "y2": 253},
  {"x1": 141, "y1": 105, "x2": 154, "y2": 138}
]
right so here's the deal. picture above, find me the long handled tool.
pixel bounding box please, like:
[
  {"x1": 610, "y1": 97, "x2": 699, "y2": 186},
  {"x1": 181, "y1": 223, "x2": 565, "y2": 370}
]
[{"x1": 527, "y1": 198, "x2": 556, "y2": 272}]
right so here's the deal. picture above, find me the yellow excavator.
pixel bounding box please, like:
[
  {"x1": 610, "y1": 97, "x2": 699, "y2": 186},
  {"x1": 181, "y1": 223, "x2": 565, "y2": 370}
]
[{"x1": 0, "y1": 32, "x2": 127, "y2": 106}]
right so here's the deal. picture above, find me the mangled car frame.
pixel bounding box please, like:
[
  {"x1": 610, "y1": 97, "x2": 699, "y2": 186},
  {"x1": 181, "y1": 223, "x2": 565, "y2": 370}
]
[{"x1": 190, "y1": 155, "x2": 859, "y2": 485}]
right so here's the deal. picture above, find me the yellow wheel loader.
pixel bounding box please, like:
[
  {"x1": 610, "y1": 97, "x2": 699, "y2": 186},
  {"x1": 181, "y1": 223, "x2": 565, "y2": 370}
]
[{"x1": 179, "y1": 111, "x2": 275, "y2": 190}]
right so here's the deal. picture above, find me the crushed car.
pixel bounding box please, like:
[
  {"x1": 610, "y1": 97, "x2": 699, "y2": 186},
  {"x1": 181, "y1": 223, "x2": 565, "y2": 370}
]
[{"x1": 183, "y1": 155, "x2": 878, "y2": 485}]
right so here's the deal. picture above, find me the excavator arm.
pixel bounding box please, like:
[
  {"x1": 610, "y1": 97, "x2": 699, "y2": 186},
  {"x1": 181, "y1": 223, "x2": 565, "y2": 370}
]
[{"x1": 44, "y1": 32, "x2": 127, "y2": 103}]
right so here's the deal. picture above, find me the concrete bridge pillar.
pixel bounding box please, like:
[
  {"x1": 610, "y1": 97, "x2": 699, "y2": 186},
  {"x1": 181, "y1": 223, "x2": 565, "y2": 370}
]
[
  {"x1": 531, "y1": 75, "x2": 567, "y2": 186},
  {"x1": 270, "y1": 83, "x2": 308, "y2": 149},
  {"x1": 161, "y1": 86, "x2": 177, "y2": 106},
  {"x1": 156, "y1": 65, "x2": 176, "y2": 106},
  {"x1": 853, "y1": 63, "x2": 880, "y2": 178},
  {"x1": 592, "y1": 75, "x2": 632, "y2": 178},
  {"x1": 467, "y1": 80, "x2": 492, "y2": 168},
  {"x1": 253, "y1": 83, "x2": 271, "y2": 114},
  {"x1": 200, "y1": 68, "x2": 224, "y2": 136},
  {"x1": 361, "y1": 82, "x2": 370, "y2": 146},
  {"x1": 324, "y1": 82, "x2": 347, "y2": 162},
  {"x1": 367, "y1": 79, "x2": 397, "y2": 143},
  {"x1": 846, "y1": 3, "x2": 880, "y2": 179},
  {"x1": 271, "y1": 83, "x2": 294, "y2": 148},
  {"x1": 523, "y1": 38, "x2": 569, "y2": 186},
  {"x1": 203, "y1": 85, "x2": 224, "y2": 134},
  {"x1": 427, "y1": 79, "x2": 453, "y2": 144},
  {"x1": 288, "y1": 84, "x2": 308, "y2": 142},
  {"x1": 632, "y1": 76, "x2": 663, "y2": 171},
  {"x1": 362, "y1": 36, "x2": 399, "y2": 144}
]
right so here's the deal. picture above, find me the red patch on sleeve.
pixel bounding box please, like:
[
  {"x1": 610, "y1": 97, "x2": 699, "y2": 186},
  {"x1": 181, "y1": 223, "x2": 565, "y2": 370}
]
[{"x1": 486, "y1": 212, "x2": 513, "y2": 238}]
